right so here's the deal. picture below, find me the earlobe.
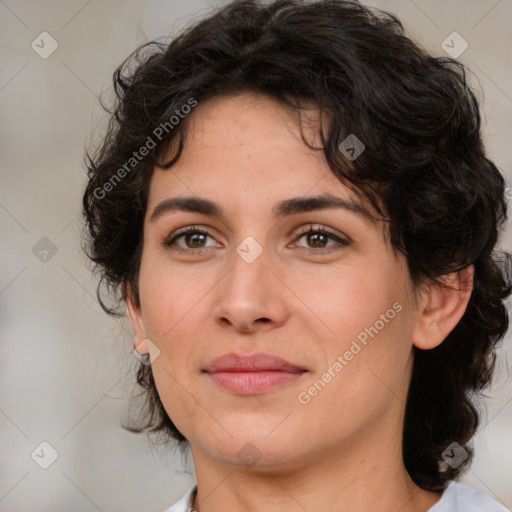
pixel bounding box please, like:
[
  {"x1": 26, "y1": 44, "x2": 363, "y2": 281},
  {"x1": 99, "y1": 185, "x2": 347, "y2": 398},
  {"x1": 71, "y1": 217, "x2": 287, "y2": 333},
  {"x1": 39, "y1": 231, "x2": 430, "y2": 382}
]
[{"x1": 412, "y1": 265, "x2": 474, "y2": 350}]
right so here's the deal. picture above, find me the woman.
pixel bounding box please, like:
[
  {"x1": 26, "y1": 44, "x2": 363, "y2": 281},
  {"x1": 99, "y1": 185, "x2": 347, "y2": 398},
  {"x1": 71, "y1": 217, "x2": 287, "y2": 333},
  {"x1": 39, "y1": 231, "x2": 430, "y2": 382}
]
[{"x1": 82, "y1": 1, "x2": 512, "y2": 510}]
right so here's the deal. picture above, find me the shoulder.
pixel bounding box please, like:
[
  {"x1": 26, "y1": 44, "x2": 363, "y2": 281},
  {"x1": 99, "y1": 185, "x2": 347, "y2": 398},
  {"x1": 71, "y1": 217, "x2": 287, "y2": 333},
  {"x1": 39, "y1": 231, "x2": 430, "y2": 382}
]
[
  {"x1": 429, "y1": 481, "x2": 511, "y2": 512},
  {"x1": 162, "y1": 485, "x2": 197, "y2": 512},
  {"x1": 162, "y1": 482, "x2": 511, "y2": 512}
]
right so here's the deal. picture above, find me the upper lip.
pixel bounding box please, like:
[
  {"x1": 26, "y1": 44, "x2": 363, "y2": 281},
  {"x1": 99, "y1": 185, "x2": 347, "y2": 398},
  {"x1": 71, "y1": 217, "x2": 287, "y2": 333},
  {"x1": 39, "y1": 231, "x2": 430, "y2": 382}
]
[{"x1": 204, "y1": 352, "x2": 307, "y2": 373}]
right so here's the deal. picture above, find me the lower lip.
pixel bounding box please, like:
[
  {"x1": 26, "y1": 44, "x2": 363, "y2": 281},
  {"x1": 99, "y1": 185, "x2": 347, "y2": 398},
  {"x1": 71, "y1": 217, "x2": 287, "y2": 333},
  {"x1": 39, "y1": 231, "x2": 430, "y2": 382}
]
[{"x1": 207, "y1": 370, "x2": 306, "y2": 395}]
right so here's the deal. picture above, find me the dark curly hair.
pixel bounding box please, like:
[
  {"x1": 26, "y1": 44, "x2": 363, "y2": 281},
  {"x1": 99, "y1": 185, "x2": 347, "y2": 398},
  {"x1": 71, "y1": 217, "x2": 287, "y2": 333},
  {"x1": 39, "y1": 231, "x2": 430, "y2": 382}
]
[{"x1": 82, "y1": 0, "x2": 512, "y2": 493}]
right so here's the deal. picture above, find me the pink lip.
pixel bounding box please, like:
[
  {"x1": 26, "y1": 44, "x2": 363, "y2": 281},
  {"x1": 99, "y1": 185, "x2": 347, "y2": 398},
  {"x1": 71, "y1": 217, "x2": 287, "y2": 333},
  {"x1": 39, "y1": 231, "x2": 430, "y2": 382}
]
[{"x1": 204, "y1": 353, "x2": 307, "y2": 395}]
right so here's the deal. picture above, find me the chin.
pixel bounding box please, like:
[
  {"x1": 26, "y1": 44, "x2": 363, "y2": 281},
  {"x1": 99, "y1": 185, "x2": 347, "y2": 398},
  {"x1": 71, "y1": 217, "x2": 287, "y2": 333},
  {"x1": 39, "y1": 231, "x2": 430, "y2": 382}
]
[{"x1": 210, "y1": 432, "x2": 301, "y2": 466}]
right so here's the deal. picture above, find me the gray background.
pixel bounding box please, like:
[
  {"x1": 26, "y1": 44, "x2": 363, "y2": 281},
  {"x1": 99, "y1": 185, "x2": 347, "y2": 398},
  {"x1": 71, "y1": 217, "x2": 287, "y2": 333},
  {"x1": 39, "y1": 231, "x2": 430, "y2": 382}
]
[{"x1": 1, "y1": 1, "x2": 511, "y2": 510}]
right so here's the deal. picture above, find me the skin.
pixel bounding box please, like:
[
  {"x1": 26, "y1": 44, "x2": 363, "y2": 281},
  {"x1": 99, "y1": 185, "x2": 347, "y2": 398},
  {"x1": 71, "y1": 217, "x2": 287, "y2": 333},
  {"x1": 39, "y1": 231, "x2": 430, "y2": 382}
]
[{"x1": 127, "y1": 92, "x2": 473, "y2": 512}]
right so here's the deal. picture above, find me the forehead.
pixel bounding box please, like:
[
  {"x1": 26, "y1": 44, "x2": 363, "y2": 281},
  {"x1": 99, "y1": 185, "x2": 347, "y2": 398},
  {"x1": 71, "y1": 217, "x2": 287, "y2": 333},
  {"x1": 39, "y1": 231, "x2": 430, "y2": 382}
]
[
  {"x1": 150, "y1": 93, "x2": 354, "y2": 201},
  {"x1": 181, "y1": 93, "x2": 325, "y2": 174}
]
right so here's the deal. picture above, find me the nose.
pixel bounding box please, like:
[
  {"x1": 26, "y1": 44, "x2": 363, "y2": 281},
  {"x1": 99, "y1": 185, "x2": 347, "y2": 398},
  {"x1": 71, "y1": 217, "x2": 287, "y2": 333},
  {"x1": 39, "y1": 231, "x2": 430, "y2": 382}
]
[{"x1": 213, "y1": 242, "x2": 289, "y2": 334}]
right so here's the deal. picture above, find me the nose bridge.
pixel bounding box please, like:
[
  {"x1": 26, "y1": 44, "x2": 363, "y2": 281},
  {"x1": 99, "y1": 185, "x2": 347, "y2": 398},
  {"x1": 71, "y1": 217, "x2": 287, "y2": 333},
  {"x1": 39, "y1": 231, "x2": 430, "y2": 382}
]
[
  {"x1": 225, "y1": 236, "x2": 270, "y2": 299},
  {"x1": 213, "y1": 235, "x2": 288, "y2": 331}
]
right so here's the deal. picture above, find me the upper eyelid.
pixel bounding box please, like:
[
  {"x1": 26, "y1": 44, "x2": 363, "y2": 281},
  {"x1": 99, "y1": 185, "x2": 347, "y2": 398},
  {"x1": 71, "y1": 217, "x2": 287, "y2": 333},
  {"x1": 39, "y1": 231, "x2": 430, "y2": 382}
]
[
  {"x1": 166, "y1": 226, "x2": 216, "y2": 244},
  {"x1": 167, "y1": 224, "x2": 343, "y2": 238},
  {"x1": 294, "y1": 224, "x2": 342, "y2": 236}
]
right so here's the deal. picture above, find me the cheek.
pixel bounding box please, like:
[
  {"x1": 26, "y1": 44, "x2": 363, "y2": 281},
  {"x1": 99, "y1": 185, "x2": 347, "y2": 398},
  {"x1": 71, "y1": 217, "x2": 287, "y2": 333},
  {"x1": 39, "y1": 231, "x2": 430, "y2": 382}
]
[
  {"x1": 297, "y1": 264, "x2": 414, "y2": 401},
  {"x1": 297, "y1": 310, "x2": 413, "y2": 440},
  {"x1": 150, "y1": 359, "x2": 196, "y2": 428},
  {"x1": 136, "y1": 253, "x2": 211, "y2": 389},
  {"x1": 137, "y1": 255, "x2": 212, "y2": 340},
  {"x1": 291, "y1": 261, "x2": 407, "y2": 350},
  {"x1": 334, "y1": 272, "x2": 413, "y2": 377}
]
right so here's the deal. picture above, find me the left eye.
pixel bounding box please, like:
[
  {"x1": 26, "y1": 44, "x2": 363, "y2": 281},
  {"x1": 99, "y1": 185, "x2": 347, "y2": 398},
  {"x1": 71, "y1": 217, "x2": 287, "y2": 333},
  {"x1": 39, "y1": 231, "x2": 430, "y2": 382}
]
[{"x1": 293, "y1": 227, "x2": 349, "y2": 251}]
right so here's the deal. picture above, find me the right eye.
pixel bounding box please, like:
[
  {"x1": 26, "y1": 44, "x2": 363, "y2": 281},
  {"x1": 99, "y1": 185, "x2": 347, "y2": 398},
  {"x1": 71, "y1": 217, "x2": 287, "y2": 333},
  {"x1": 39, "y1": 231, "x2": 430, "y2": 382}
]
[{"x1": 163, "y1": 226, "x2": 221, "y2": 253}]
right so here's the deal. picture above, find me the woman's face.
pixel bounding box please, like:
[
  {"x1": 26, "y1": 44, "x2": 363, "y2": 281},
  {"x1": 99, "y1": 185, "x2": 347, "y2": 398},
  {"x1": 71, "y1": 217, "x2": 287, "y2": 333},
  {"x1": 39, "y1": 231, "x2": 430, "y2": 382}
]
[{"x1": 128, "y1": 92, "x2": 423, "y2": 470}]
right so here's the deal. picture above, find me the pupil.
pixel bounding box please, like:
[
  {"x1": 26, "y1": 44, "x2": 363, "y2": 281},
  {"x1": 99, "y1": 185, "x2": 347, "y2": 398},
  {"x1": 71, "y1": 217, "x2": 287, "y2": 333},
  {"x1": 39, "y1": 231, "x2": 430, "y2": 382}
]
[
  {"x1": 309, "y1": 233, "x2": 326, "y2": 248},
  {"x1": 187, "y1": 233, "x2": 205, "y2": 247}
]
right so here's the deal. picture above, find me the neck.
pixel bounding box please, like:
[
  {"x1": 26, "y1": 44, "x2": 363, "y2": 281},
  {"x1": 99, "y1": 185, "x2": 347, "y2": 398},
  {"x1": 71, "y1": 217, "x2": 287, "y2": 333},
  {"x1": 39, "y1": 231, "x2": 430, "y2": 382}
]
[{"x1": 188, "y1": 412, "x2": 443, "y2": 512}]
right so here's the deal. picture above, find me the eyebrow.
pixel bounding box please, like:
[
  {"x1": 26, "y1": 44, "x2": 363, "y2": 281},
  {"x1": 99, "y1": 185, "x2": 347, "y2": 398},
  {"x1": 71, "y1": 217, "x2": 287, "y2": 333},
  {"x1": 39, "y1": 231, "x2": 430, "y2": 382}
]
[{"x1": 149, "y1": 193, "x2": 375, "y2": 223}]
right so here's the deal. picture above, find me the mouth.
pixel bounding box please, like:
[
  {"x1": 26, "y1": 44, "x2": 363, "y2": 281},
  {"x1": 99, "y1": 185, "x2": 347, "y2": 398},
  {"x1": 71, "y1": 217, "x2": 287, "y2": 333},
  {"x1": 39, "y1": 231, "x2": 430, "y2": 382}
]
[{"x1": 203, "y1": 352, "x2": 308, "y2": 395}]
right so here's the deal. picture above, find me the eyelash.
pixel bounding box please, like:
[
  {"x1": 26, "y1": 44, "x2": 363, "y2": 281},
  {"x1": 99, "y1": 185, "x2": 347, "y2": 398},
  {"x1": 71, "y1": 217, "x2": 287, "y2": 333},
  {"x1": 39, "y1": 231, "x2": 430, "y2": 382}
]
[{"x1": 163, "y1": 224, "x2": 350, "y2": 255}]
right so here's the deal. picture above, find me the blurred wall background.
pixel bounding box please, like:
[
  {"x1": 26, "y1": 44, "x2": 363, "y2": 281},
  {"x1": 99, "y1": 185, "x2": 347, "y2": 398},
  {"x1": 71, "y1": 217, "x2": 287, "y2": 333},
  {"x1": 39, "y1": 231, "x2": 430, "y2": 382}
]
[{"x1": 1, "y1": 1, "x2": 511, "y2": 510}]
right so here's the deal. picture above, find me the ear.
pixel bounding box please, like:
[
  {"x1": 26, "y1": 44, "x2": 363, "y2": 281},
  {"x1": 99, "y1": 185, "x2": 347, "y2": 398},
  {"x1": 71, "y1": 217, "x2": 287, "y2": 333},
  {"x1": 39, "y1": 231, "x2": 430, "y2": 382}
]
[
  {"x1": 412, "y1": 265, "x2": 474, "y2": 350},
  {"x1": 124, "y1": 280, "x2": 149, "y2": 356}
]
